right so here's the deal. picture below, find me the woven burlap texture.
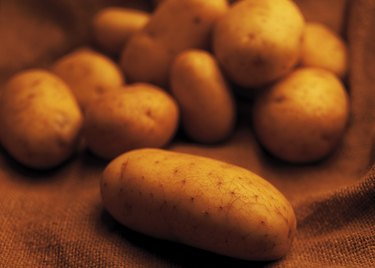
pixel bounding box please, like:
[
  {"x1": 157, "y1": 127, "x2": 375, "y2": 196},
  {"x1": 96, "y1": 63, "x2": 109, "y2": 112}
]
[{"x1": 0, "y1": 0, "x2": 374, "y2": 267}]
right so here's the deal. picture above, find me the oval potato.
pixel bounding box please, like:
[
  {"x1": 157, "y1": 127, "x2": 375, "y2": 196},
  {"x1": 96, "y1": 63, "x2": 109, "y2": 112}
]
[
  {"x1": 101, "y1": 148, "x2": 297, "y2": 261},
  {"x1": 120, "y1": 33, "x2": 171, "y2": 87},
  {"x1": 83, "y1": 83, "x2": 179, "y2": 160},
  {"x1": 300, "y1": 22, "x2": 348, "y2": 78},
  {"x1": 0, "y1": 69, "x2": 83, "y2": 169},
  {"x1": 252, "y1": 67, "x2": 349, "y2": 163},
  {"x1": 92, "y1": 8, "x2": 150, "y2": 54},
  {"x1": 171, "y1": 49, "x2": 236, "y2": 143},
  {"x1": 213, "y1": 0, "x2": 305, "y2": 88},
  {"x1": 121, "y1": 0, "x2": 228, "y2": 87},
  {"x1": 52, "y1": 48, "x2": 124, "y2": 110}
]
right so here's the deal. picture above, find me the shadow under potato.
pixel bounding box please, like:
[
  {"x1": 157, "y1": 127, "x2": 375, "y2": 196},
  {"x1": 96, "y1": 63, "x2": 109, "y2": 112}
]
[
  {"x1": 0, "y1": 145, "x2": 108, "y2": 183},
  {"x1": 0, "y1": 145, "x2": 76, "y2": 180},
  {"x1": 99, "y1": 209, "x2": 274, "y2": 268}
]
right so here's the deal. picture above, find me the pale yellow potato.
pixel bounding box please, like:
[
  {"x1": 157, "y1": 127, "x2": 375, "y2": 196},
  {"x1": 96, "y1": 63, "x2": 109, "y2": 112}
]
[
  {"x1": 92, "y1": 7, "x2": 150, "y2": 54},
  {"x1": 101, "y1": 148, "x2": 296, "y2": 261},
  {"x1": 213, "y1": 0, "x2": 305, "y2": 88},
  {"x1": 171, "y1": 49, "x2": 236, "y2": 143},
  {"x1": 300, "y1": 22, "x2": 348, "y2": 78},
  {"x1": 121, "y1": 0, "x2": 228, "y2": 87},
  {"x1": 52, "y1": 48, "x2": 124, "y2": 110},
  {"x1": 252, "y1": 67, "x2": 349, "y2": 163},
  {"x1": 0, "y1": 69, "x2": 83, "y2": 169},
  {"x1": 83, "y1": 83, "x2": 179, "y2": 160}
]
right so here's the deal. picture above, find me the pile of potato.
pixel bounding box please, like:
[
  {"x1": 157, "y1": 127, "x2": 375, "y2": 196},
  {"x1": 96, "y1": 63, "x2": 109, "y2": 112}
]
[{"x1": 0, "y1": 0, "x2": 350, "y2": 261}]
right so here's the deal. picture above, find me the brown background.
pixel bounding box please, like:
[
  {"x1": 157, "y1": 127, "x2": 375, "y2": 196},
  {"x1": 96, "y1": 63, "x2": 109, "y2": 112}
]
[{"x1": 0, "y1": 0, "x2": 374, "y2": 267}]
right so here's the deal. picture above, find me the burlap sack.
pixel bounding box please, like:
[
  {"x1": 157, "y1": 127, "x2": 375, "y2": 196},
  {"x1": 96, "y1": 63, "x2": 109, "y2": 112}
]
[{"x1": 0, "y1": 0, "x2": 374, "y2": 267}]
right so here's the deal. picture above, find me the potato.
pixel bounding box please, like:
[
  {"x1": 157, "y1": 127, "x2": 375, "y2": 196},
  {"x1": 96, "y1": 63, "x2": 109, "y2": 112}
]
[
  {"x1": 120, "y1": 0, "x2": 228, "y2": 87},
  {"x1": 92, "y1": 8, "x2": 150, "y2": 54},
  {"x1": 213, "y1": 0, "x2": 305, "y2": 88},
  {"x1": 171, "y1": 49, "x2": 236, "y2": 143},
  {"x1": 83, "y1": 83, "x2": 179, "y2": 160},
  {"x1": 101, "y1": 148, "x2": 296, "y2": 261},
  {"x1": 252, "y1": 67, "x2": 349, "y2": 163},
  {"x1": 0, "y1": 69, "x2": 83, "y2": 169},
  {"x1": 120, "y1": 34, "x2": 171, "y2": 88},
  {"x1": 300, "y1": 22, "x2": 348, "y2": 78},
  {"x1": 52, "y1": 48, "x2": 124, "y2": 110}
]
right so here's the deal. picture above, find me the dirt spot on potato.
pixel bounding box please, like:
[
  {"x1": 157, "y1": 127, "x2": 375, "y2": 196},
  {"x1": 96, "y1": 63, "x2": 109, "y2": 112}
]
[
  {"x1": 273, "y1": 95, "x2": 287, "y2": 103},
  {"x1": 145, "y1": 108, "x2": 153, "y2": 119},
  {"x1": 95, "y1": 86, "x2": 105, "y2": 95},
  {"x1": 121, "y1": 160, "x2": 128, "y2": 170},
  {"x1": 120, "y1": 160, "x2": 128, "y2": 180},
  {"x1": 26, "y1": 92, "x2": 37, "y2": 100},
  {"x1": 29, "y1": 78, "x2": 44, "y2": 88},
  {"x1": 252, "y1": 54, "x2": 266, "y2": 66},
  {"x1": 248, "y1": 33, "x2": 256, "y2": 40},
  {"x1": 193, "y1": 16, "x2": 201, "y2": 25}
]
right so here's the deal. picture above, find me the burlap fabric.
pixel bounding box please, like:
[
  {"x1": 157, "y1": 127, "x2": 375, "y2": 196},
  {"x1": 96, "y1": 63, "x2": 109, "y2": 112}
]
[{"x1": 0, "y1": 0, "x2": 374, "y2": 267}]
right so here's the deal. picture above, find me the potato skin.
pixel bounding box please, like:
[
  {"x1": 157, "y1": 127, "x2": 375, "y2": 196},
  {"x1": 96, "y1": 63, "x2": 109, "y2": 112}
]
[
  {"x1": 101, "y1": 148, "x2": 297, "y2": 261},
  {"x1": 300, "y1": 22, "x2": 348, "y2": 78},
  {"x1": 171, "y1": 49, "x2": 236, "y2": 143},
  {"x1": 83, "y1": 83, "x2": 179, "y2": 160},
  {"x1": 252, "y1": 67, "x2": 349, "y2": 163},
  {"x1": 52, "y1": 48, "x2": 124, "y2": 110},
  {"x1": 0, "y1": 69, "x2": 83, "y2": 169},
  {"x1": 213, "y1": 0, "x2": 305, "y2": 88},
  {"x1": 92, "y1": 8, "x2": 149, "y2": 54},
  {"x1": 121, "y1": 0, "x2": 228, "y2": 87},
  {"x1": 120, "y1": 33, "x2": 172, "y2": 88}
]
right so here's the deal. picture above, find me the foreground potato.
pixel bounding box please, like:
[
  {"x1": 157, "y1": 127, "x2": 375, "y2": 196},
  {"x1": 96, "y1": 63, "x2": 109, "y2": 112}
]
[
  {"x1": 84, "y1": 84, "x2": 179, "y2": 160},
  {"x1": 171, "y1": 49, "x2": 236, "y2": 143},
  {"x1": 0, "y1": 69, "x2": 83, "y2": 169},
  {"x1": 121, "y1": 0, "x2": 228, "y2": 87},
  {"x1": 252, "y1": 67, "x2": 349, "y2": 163},
  {"x1": 92, "y1": 8, "x2": 150, "y2": 54},
  {"x1": 213, "y1": 0, "x2": 305, "y2": 88},
  {"x1": 300, "y1": 22, "x2": 348, "y2": 78},
  {"x1": 52, "y1": 48, "x2": 124, "y2": 110},
  {"x1": 101, "y1": 148, "x2": 297, "y2": 261}
]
